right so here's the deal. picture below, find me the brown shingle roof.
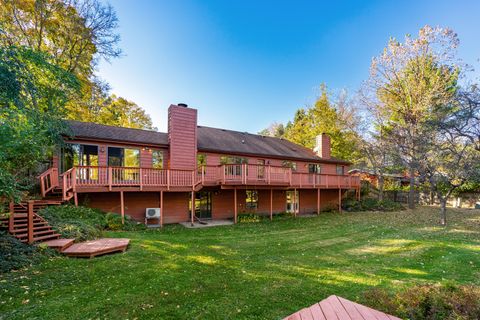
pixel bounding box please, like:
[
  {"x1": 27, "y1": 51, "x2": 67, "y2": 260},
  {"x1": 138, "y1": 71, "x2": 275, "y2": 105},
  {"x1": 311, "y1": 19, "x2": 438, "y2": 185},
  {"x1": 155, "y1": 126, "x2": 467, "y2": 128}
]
[
  {"x1": 65, "y1": 120, "x2": 169, "y2": 146},
  {"x1": 64, "y1": 121, "x2": 349, "y2": 164},
  {"x1": 197, "y1": 126, "x2": 348, "y2": 163}
]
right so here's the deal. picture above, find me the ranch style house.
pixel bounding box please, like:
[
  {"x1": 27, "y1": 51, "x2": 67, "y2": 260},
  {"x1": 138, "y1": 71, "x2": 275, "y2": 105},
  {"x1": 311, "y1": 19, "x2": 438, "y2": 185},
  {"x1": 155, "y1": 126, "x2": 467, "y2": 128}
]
[{"x1": 39, "y1": 104, "x2": 360, "y2": 226}]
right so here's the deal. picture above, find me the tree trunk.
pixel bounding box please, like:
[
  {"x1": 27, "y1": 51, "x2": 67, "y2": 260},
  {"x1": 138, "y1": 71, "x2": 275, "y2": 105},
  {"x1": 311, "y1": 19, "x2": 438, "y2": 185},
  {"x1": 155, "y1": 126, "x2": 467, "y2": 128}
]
[
  {"x1": 408, "y1": 165, "x2": 415, "y2": 209},
  {"x1": 439, "y1": 199, "x2": 447, "y2": 225},
  {"x1": 378, "y1": 175, "x2": 384, "y2": 202}
]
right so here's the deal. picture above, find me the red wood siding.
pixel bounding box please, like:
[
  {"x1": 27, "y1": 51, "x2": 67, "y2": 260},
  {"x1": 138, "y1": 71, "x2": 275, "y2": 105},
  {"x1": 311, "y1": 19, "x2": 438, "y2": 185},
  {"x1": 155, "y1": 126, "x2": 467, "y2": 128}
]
[
  {"x1": 78, "y1": 191, "x2": 190, "y2": 224},
  {"x1": 168, "y1": 105, "x2": 197, "y2": 170},
  {"x1": 299, "y1": 189, "x2": 341, "y2": 214}
]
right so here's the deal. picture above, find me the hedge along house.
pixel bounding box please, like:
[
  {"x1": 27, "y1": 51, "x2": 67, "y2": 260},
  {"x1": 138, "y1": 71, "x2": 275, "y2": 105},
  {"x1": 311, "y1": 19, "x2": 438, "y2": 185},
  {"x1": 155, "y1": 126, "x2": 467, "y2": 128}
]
[{"x1": 39, "y1": 104, "x2": 360, "y2": 226}]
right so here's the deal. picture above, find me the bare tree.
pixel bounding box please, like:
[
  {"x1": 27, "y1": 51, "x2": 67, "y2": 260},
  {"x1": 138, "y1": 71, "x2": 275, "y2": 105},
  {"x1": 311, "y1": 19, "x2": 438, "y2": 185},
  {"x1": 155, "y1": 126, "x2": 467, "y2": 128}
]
[{"x1": 364, "y1": 26, "x2": 461, "y2": 209}]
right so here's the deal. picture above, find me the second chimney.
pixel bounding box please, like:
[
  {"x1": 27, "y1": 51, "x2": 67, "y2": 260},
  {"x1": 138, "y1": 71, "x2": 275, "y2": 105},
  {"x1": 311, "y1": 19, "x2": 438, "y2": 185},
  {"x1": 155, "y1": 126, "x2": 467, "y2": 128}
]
[{"x1": 314, "y1": 133, "x2": 331, "y2": 159}]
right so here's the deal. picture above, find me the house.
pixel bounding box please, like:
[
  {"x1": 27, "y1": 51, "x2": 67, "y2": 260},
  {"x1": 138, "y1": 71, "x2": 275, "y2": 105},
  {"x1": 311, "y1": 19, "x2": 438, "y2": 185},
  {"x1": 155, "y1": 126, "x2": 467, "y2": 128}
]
[
  {"x1": 348, "y1": 168, "x2": 410, "y2": 189},
  {"x1": 39, "y1": 104, "x2": 360, "y2": 225}
]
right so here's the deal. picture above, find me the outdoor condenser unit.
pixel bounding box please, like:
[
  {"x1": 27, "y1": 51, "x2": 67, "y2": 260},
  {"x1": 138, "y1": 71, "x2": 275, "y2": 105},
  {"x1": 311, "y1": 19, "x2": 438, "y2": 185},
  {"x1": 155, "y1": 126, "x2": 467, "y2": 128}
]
[{"x1": 145, "y1": 208, "x2": 161, "y2": 219}]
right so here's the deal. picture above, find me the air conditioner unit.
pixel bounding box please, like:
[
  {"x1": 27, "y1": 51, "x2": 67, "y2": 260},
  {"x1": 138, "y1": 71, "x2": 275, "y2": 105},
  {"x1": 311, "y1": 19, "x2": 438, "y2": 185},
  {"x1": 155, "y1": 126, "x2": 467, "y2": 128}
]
[{"x1": 145, "y1": 208, "x2": 161, "y2": 219}]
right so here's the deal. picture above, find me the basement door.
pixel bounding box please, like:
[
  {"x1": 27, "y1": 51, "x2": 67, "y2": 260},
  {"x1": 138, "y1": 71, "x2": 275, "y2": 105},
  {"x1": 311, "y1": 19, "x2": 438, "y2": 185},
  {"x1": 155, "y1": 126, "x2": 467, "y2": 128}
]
[{"x1": 190, "y1": 191, "x2": 212, "y2": 219}]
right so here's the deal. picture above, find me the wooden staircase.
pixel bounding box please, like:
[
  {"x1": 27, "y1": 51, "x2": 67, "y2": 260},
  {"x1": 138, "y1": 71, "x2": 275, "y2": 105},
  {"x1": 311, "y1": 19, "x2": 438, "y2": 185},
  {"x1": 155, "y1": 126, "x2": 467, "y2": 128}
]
[{"x1": 0, "y1": 200, "x2": 63, "y2": 243}]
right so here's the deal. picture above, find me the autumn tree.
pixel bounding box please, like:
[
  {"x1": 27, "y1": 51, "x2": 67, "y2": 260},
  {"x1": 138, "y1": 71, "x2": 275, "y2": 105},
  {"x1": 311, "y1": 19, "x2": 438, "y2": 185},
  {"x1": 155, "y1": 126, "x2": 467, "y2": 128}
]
[
  {"x1": 365, "y1": 26, "x2": 460, "y2": 209},
  {"x1": 269, "y1": 86, "x2": 362, "y2": 162},
  {"x1": 0, "y1": 46, "x2": 79, "y2": 202},
  {"x1": 0, "y1": 0, "x2": 154, "y2": 129}
]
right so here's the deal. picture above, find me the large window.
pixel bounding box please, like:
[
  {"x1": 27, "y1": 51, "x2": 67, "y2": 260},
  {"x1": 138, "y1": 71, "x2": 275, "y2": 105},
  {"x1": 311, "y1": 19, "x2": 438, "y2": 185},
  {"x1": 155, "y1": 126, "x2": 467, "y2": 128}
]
[
  {"x1": 308, "y1": 164, "x2": 321, "y2": 174},
  {"x1": 221, "y1": 156, "x2": 247, "y2": 176},
  {"x1": 282, "y1": 160, "x2": 297, "y2": 171},
  {"x1": 336, "y1": 165, "x2": 344, "y2": 175},
  {"x1": 152, "y1": 150, "x2": 164, "y2": 169},
  {"x1": 108, "y1": 147, "x2": 140, "y2": 167},
  {"x1": 62, "y1": 144, "x2": 98, "y2": 171},
  {"x1": 246, "y1": 190, "x2": 258, "y2": 210}
]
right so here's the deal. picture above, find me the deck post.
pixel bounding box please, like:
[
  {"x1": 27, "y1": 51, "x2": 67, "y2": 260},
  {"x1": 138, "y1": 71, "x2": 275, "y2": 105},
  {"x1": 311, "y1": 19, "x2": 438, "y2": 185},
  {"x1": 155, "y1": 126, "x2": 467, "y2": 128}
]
[
  {"x1": 108, "y1": 167, "x2": 112, "y2": 191},
  {"x1": 338, "y1": 188, "x2": 342, "y2": 213},
  {"x1": 74, "y1": 192, "x2": 78, "y2": 207},
  {"x1": 8, "y1": 202, "x2": 14, "y2": 233},
  {"x1": 293, "y1": 188, "x2": 297, "y2": 217},
  {"x1": 317, "y1": 188, "x2": 321, "y2": 215},
  {"x1": 139, "y1": 168, "x2": 143, "y2": 191},
  {"x1": 191, "y1": 191, "x2": 195, "y2": 225},
  {"x1": 234, "y1": 187, "x2": 238, "y2": 224},
  {"x1": 27, "y1": 200, "x2": 34, "y2": 244},
  {"x1": 160, "y1": 191, "x2": 164, "y2": 227},
  {"x1": 120, "y1": 191, "x2": 125, "y2": 224},
  {"x1": 270, "y1": 189, "x2": 273, "y2": 221}
]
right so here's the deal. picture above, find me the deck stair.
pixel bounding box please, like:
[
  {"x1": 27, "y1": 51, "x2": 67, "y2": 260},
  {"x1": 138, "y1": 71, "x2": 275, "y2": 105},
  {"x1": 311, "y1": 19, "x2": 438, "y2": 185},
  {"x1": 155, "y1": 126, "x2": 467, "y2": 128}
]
[{"x1": 0, "y1": 200, "x2": 63, "y2": 243}]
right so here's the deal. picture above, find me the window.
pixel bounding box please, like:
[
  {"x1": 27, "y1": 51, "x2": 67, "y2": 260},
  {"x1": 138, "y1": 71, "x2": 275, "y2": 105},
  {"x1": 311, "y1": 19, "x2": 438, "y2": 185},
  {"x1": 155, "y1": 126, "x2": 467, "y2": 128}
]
[
  {"x1": 62, "y1": 143, "x2": 98, "y2": 170},
  {"x1": 246, "y1": 190, "x2": 258, "y2": 210},
  {"x1": 336, "y1": 165, "x2": 344, "y2": 175},
  {"x1": 197, "y1": 154, "x2": 207, "y2": 173},
  {"x1": 219, "y1": 156, "x2": 248, "y2": 165},
  {"x1": 221, "y1": 156, "x2": 247, "y2": 176},
  {"x1": 257, "y1": 159, "x2": 265, "y2": 179},
  {"x1": 152, "y1": 150, "x2": 164, "y2": 169},
  {"x1": 286, "y1": 190, "x2": 299, "y2": 213},
  {"x1": 308, "y1": 164, "x2": 321, "y2": 174},
  {"x1": 108, "y1": 147, "x2": 140, "y2": 167},
  {"x1": 282, "y1": 160, "x2": 297, "y2": 171}
]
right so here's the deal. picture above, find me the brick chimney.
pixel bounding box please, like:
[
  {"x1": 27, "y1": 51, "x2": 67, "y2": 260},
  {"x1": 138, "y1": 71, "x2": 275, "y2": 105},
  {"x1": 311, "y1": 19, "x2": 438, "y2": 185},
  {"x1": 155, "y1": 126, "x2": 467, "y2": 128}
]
[
  {"x1": 168, "y1": 103, "x2": 197, "y2": 170},
  {"x1": 314, "y1": 133, "x2": 331, "y2": 159}
]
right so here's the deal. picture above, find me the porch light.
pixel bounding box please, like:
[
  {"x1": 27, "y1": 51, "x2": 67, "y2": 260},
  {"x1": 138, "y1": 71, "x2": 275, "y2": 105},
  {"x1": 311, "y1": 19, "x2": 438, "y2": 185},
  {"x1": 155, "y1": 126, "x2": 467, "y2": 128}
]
[{"x1": 100, "y1": 146, "x2": 105, "y2": 153}]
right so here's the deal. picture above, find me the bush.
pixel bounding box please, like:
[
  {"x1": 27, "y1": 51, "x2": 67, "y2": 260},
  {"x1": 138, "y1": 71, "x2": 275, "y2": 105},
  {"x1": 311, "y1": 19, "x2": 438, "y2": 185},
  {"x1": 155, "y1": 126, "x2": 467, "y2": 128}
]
[
  {"x1": 105, "y1": 212, "x2": 145, "y2": 231},
  {"x1": 0, "y1": 231, "x2": 50, "y2": 273},
  {"x1": 39, "y1": 205, "x2": 105, "y2": 241},
  {"x1": 363, "y1": 285, "x2": 480, "y2": 320},
  {"x1": 238, "y1": 213, "x2": 262, "y2": 223},
  {"x1": 342, "y1": 198, "x2": 404, "y2": 212},
  {"x1": 38, "y1": 205, "x2": 145, "y2": 241}
]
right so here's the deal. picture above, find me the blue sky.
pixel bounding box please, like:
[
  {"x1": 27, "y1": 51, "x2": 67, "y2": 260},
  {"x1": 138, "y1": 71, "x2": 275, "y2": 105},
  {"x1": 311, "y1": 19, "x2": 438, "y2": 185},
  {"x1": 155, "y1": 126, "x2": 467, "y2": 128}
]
[{"x1": 98, "y1": 0, "x2": 480, "y2": 133}]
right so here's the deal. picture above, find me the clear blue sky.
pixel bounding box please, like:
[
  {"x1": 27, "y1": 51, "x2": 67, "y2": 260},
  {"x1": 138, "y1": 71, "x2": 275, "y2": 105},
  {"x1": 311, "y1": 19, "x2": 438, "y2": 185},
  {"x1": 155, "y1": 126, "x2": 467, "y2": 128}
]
[{"x1": 98, "y1": 0, "x2": 480, "y2": 133}]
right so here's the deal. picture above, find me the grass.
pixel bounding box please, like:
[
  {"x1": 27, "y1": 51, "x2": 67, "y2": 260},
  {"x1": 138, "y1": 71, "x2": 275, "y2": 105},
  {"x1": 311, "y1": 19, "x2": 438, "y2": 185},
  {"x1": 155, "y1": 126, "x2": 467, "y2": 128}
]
[{"x1": 1, "y1": 206, "x2": 479, "y2": 319}]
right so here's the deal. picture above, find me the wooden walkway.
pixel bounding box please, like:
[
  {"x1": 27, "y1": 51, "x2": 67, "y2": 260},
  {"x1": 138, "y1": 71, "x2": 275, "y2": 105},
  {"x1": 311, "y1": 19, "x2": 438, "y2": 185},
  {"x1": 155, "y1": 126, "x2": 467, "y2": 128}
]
[
  {"x1": 284, "y1": 295, "x2": 401, "y2": 320},
  {"x1": 60, "y1": 238, "x2": 130, "y2": 258}
]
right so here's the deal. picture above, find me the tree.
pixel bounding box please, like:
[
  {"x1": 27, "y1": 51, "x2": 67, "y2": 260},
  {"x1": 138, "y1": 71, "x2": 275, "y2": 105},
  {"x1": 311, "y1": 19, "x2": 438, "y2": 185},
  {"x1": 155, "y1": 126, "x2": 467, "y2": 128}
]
[
  {"x1": 0, "y1": 0, "x2": 155, "y2": 129},
  {"x1": 365, "y1": 26, "x2": 460, "y2": 209},
  {"x1": 279, "y1": 86, "x2": 362, "y2": 162},
  {"x1": 420, "y1": 122, "x2": 480, "y2": 225},
  {"x1": 0, "y1": 45, "x2": 79, "y2": 203},
  {"x1": 258, "y1": 122, "x2": 285, "y2": 137},
  {"x1": 97, "y1": 95, "x2": 156, "y2": 130}
]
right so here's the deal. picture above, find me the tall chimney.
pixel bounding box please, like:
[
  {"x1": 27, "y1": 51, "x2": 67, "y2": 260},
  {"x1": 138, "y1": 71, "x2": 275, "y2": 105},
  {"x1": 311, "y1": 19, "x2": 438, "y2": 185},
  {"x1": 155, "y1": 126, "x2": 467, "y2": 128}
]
[
  {"x1": 314, "y1": 133, "x2": 331, "y2": 159},
  {"x1": 168, "y1": 104, "x2": 197, "y2": 170}
]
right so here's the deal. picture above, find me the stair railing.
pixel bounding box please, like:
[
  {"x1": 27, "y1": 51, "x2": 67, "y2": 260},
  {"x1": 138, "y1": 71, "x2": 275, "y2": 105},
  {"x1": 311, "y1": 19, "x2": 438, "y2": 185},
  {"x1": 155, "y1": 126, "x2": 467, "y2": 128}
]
[
  {"x1": 38, "y1": 167, "x2": 59, "y2": 197},
  {"x1": 60, "y1": 167, "x2": 76, "y2": 201}
]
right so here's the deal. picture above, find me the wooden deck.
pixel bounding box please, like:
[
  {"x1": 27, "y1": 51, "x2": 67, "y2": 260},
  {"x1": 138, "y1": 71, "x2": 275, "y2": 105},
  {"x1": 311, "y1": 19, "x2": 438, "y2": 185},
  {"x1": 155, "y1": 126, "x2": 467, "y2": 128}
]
[
  {"x1": 284, "y1": 295, "x2": 401, "y2": 320},
  {"x1": 62, "y1": 238, "x2": 130, "y2": 258}
]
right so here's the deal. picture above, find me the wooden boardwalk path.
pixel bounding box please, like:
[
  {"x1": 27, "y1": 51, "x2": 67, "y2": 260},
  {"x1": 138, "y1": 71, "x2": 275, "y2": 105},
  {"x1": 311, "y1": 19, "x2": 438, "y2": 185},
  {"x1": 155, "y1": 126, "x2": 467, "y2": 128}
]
[
  {"x1": 284, "y1": 295, "x2": 401, "y2": 320},
  {"x1": 62, "y1": 238, "x2": 130, "y2": 258}
]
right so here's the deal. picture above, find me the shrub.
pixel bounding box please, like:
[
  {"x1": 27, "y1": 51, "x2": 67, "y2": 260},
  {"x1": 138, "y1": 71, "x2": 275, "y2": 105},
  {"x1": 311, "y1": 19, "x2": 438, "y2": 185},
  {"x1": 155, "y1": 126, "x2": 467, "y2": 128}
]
[
  {"x1": 238, "y1": 213, "x2": 262, "y2": 223},
  {"x1": 342, "y1": 198, "x2": 404, "y2": 212},
  {"x1": 38, "y1": 205, "x2": 146, "y2": 241},
  {"x1": 39, "y1": 205, "x2": 105, "y2": 241},
  {"x1": 105, "y1": 212, "x2": 145, "y2": 231},
  {"x1": 363, "y1": 284, "x2": 480, "y2": 320},
  {"x1": 0, "y1": 231, "x2": 50, "y2": 273}
]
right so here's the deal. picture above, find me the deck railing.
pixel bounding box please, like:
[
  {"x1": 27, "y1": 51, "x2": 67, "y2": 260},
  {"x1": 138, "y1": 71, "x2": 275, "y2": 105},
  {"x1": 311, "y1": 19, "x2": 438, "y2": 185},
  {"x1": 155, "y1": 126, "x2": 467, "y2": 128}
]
[{"x1": 46, "y1": 165, "x2": 360, "y2": 191}]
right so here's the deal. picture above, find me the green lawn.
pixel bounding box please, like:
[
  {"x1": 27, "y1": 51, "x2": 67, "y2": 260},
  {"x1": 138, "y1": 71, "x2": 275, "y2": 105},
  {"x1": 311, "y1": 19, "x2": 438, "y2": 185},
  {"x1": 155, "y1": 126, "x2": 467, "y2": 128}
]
[{"x1": 1, "y1": 207, "x2": 479, "y2": 319}]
